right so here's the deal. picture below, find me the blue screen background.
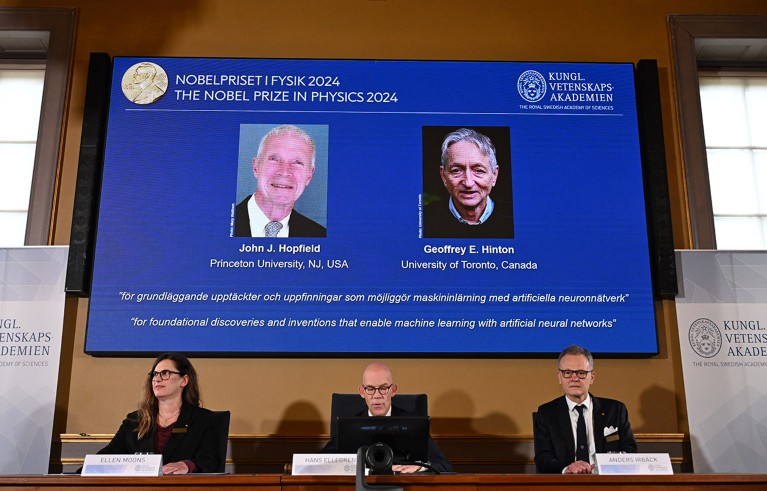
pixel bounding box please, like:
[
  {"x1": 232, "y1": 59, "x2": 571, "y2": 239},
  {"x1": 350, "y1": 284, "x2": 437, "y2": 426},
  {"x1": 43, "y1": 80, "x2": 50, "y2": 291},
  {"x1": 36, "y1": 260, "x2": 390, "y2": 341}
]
[{"x1": 85, "y1": 57, "x2": 658, "y2": 355}]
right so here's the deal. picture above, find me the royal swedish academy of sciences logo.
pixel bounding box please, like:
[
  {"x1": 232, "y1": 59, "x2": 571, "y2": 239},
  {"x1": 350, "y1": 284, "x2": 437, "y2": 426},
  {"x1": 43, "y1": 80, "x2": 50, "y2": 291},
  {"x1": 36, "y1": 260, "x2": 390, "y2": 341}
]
[
  {"x1": 688, "y1": 318, "x2": 722, "y2": 358},
  {"x1": 517, "y1": 70, "x2": 547, "y2": 103}
]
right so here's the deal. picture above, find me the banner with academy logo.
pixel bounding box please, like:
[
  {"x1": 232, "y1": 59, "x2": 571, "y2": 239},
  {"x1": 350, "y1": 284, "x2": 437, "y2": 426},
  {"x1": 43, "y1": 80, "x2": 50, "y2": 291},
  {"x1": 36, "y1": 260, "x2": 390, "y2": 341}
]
[
  {"x1": 675, "y1": 250, "x2": 767, "y2": 473},
  {"x1": 0, "y1": 247, "x2": 67, "y2": 474}
]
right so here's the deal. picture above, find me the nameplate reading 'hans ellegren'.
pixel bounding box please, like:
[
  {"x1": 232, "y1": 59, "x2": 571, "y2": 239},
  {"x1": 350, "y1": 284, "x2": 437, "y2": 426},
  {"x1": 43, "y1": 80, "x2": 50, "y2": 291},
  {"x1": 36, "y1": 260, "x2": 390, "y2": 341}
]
[{"x1": 291, "y1": 454, "x2": 357, "y2": 475}]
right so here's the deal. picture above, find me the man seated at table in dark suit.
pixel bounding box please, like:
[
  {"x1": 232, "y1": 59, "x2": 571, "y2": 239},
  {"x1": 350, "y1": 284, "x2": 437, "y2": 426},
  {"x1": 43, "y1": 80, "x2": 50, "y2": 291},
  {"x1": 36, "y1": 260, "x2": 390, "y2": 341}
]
[
  {"x1": 321, "y1": 362, "x2": 452, "y2": 473},
  {"x1": 533, "y1": 345, "x2": 637, "y2": 474}
]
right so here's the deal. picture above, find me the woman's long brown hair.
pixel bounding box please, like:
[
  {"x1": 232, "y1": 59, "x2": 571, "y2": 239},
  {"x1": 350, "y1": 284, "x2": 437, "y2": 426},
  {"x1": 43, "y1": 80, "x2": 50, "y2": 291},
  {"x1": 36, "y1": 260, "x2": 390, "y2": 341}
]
[{"x1": 136, "y1": 353, "x2": 202, "y2": 440}]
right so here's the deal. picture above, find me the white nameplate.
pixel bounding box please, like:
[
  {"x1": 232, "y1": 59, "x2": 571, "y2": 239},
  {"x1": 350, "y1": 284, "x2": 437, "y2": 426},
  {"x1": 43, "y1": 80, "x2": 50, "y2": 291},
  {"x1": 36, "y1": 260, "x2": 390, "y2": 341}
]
[
  {"x1": 82, "y1": 454, "x2": 163, "y2": 476},
  {"x1": 292, "y1": 453, "x2": 357, "y2": 475},
  {"x1": 594, "y1": 453, "x2": 673, "y2": 475}
]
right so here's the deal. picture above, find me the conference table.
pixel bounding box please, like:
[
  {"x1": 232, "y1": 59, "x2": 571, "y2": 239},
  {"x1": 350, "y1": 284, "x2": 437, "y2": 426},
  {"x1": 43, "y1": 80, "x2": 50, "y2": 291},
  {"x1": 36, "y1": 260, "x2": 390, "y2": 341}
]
[{"x1": 1, "y1": 473, "x2": 767, "y2": 490}]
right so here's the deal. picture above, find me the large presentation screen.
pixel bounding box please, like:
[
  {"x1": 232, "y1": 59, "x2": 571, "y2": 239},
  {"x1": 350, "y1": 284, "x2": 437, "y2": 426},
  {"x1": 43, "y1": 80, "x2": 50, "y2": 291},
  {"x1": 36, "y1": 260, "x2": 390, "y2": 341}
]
[{"x1": 84, "y1": 57, "x2": 658, "y2": 356}]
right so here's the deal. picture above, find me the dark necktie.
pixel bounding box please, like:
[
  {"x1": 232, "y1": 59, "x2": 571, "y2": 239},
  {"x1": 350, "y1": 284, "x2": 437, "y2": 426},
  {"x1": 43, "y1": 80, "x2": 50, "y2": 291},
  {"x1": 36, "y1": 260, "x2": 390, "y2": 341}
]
[
  {"x1": 265, "y1": 221, "x2": 282, "y2": 237},
  {"x1": 575, "y1": 405, "x2": 589, "y2": 462}
]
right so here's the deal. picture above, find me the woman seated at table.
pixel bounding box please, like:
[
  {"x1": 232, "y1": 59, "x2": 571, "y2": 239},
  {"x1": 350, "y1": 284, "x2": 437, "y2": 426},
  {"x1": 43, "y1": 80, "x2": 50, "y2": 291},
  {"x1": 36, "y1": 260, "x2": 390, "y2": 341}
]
[{"x1": 97, "y1": 353, "x2": 222, "y2": 474}]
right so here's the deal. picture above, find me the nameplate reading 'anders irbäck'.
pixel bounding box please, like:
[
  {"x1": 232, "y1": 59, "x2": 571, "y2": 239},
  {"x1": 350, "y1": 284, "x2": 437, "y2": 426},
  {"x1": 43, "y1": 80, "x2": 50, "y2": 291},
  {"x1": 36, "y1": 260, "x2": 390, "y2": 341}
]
[
  {"x1": 81, "y1": 454, "x2": 163, "y2": 476},
  {"x1": 594, "y1": 453, "x2": 672, "y2": 475},
  {"x1": 292, "y1": 454, "x2": 357, "y2": 475}
]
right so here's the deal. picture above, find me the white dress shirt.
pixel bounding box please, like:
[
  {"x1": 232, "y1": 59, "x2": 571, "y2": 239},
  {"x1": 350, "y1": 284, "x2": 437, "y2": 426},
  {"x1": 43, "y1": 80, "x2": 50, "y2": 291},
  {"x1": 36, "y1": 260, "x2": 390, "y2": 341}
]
[
  {"x1": 246, "y1": 194, "x2": 290, "y2": 237},
  {"x1": 565, "y1": 394, "x2": 596, "y2": 464}
]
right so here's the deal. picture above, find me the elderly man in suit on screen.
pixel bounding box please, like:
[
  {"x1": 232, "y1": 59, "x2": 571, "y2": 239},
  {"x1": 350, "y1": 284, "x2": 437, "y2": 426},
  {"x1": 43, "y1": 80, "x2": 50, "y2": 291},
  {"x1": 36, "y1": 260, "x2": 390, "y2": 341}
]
[{"x1": 234, "y1": 124, "x2": 326, "y2": 238}]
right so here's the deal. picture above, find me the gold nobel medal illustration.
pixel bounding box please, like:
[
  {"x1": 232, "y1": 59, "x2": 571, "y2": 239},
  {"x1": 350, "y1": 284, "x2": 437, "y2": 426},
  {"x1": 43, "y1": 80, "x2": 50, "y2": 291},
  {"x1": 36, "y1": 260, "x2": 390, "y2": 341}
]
[{"x1": 122, "y1": 62, "x2": 168, "y2": 104}]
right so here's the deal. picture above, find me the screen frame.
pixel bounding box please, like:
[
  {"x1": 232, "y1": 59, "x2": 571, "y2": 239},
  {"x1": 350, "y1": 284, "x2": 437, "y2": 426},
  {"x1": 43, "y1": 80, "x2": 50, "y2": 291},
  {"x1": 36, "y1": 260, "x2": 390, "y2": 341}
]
[{"x1": 80, "y1": 56, "x2": 664, "y2": 358}]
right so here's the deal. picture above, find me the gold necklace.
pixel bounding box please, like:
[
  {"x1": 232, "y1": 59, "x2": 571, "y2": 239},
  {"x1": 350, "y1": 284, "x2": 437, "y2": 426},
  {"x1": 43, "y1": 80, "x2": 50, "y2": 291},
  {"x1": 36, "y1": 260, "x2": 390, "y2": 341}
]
[{"x1": 159, "y1": 410, "x2": 180, "y2": 426}]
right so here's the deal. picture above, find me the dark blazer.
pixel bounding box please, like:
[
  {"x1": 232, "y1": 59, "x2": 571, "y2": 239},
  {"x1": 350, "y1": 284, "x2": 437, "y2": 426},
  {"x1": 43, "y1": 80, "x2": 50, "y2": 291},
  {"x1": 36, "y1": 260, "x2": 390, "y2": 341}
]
[
  {"x1": 533, "y1": 394, "x2": 637, "y2": 473},
  {"x1": 234, "y1": 196, "x2": 326, "y2": 237},
  {"x1": 321, "y1": 407, "x2": 453, "y2": 473},
  {"x1": 97, "y1": 404, "x2": 221, "y2": 473}
]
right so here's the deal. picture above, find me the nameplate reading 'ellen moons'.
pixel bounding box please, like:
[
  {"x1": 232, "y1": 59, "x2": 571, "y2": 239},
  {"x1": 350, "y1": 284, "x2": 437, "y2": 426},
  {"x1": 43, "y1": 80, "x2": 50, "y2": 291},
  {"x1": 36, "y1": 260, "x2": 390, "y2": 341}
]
[
  {"x1": 292, "y1": 453, "x2": 357, "y2": 475},
  {"x1": 594, "y1": 453, "x2": 673, "y2": 475},
  {"x1": 81, "y1": 454, "x2": 163, "y2": 476}
]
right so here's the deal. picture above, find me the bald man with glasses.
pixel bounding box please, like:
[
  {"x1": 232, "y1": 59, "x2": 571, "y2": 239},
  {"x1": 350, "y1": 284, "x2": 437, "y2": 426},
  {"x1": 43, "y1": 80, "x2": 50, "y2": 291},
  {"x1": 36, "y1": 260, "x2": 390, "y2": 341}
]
[
  {"x1": 320, "y1": 362, "x2": 452, "y2": 473},
  {"x1": 533, "y1": 345, "x2": 637, "y2": 474}
]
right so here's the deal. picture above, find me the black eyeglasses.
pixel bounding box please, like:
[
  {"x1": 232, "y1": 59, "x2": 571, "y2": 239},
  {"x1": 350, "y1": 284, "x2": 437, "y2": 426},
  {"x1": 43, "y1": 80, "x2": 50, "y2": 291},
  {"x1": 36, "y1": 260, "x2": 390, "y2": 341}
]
[
  {"x1": 362, "y1": 385, "x2": 394, "y2": 395},
  {"x1": 558, "y1": 369, "x2": 592, "y2": 379},
  {"x1": 148, "y1": 369, "x2": 181, "y2": 380}
]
